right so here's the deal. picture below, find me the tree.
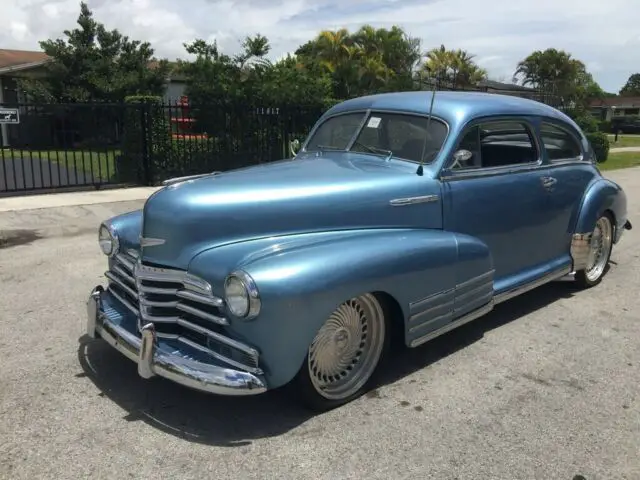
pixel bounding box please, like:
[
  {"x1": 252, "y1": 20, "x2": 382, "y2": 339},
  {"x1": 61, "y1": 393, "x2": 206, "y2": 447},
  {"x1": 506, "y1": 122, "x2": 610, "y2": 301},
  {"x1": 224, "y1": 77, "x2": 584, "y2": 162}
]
[
  {"x1": 619, "y1": 73, "x2": 640, "y2": 97},
  {"x1": 419, "y1": 45, "x2": 488, "y2": 89},
  {"x1": 179, "y1": 35, "x2": 332, "y2": 108},
  {"x1": 295, "y1": 25, "x2": 422, "y2": 99},
  {"x1": 20, "y1": 2, "x2": 169, "y2": 103},
  {"x1": 512, "y1": 48, "x2": 604, "y2": 108}
]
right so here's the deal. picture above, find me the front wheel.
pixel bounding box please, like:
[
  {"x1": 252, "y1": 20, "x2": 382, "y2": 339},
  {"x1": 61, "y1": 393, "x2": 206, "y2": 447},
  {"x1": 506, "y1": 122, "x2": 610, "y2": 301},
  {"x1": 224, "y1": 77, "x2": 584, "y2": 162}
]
[
  {"x1": 292, "y1": 293, "x2": 389, "y2": 411},
  {"x1": 575, "y1": 213, "x2": 614, "y2": 288}
]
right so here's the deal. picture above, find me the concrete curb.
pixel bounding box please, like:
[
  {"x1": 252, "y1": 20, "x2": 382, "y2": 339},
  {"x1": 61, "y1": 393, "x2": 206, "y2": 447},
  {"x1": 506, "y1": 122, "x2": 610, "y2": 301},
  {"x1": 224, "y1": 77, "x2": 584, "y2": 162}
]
[
  {"x1": 609, "y1": 147, "x2": 640, "y2": 153},
  {"x1": 0, "y1": 186, "x2": 160, "y2": 213}
]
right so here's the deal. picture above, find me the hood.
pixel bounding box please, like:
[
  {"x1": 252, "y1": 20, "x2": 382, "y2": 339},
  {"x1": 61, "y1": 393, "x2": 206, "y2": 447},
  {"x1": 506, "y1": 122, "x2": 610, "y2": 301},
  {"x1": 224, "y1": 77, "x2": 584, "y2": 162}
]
[{"x1": 140, "y1": 152, "x2": 442, "y2": 268}]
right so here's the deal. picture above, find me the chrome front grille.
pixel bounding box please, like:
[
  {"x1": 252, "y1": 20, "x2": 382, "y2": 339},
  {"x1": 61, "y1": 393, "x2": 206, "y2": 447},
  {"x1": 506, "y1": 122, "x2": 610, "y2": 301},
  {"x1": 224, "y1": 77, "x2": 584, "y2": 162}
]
[{"x1": 105, "y1": 251, "x2": 261, "y2": 374}]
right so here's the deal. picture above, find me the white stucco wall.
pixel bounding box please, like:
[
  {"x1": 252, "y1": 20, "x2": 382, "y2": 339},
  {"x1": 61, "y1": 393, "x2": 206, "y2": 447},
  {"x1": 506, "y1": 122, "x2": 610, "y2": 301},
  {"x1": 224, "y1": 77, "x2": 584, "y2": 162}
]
[{"x1": 164, "y1": 80, "x2": 187, "y2": 103}]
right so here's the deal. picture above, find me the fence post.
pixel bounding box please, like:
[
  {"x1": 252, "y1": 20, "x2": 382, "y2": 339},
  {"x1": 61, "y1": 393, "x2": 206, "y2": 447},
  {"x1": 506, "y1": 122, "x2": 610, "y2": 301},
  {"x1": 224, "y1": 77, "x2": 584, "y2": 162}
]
[{"x1": 139, "y1": 102, "x2": 153, "y2": 185}]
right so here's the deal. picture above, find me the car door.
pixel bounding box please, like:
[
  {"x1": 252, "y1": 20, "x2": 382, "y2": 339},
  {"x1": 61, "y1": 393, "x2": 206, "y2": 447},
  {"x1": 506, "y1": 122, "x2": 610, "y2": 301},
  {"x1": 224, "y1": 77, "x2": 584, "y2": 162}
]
[
  {"x1": 440, "y1": 117, "x2": 553, "y2": 287},
  {"x1": 536, "y1": 119, "x2": 600, "y2": 261}
]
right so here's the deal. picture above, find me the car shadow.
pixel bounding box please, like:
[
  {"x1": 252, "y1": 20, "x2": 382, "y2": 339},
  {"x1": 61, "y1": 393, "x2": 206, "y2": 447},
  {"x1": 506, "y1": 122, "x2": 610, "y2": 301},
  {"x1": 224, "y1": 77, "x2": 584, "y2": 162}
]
[{"x1": 77, "y1": 281, "x2": 579, "y2": 447}]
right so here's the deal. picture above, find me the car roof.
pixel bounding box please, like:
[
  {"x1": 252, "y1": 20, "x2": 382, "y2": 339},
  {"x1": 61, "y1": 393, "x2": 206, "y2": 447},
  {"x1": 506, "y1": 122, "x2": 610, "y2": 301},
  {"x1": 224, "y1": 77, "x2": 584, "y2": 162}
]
[{"x1": 323, "y1": 91, "x2": 579, "y2": 131}]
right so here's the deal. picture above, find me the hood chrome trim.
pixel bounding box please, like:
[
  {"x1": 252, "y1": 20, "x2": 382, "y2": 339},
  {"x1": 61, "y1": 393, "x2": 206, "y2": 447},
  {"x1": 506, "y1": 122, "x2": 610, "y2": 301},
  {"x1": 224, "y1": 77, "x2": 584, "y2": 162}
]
[{"x1": 139, "y1": 236, "x2": 166, "y2": 247}]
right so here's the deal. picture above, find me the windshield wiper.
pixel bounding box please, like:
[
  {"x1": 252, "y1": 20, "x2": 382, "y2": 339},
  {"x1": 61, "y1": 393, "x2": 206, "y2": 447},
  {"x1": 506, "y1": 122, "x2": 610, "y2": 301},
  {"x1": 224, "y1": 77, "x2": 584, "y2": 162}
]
[
  {"x1": 352, "y1": 141, "x2": 393, "y2": 160},
  {"x1": 315, "y1": 144, "x2": 343, "y2": 151}
]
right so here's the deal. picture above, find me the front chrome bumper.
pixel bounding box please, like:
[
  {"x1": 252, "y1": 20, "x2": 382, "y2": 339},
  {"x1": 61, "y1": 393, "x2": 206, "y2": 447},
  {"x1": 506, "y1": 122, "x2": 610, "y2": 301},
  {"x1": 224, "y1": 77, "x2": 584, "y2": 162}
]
[{"x1": 86, "y1": 285, "x2": 267, "y2": 396}]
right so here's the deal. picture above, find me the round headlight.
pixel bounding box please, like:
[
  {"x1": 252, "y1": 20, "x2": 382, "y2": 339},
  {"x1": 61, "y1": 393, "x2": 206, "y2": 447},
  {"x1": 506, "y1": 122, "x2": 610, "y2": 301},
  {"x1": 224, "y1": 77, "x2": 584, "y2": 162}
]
[
  {"x1": 224, "y1": 271, "x2": 261, "y2": 319},
  {"x1": 98, "y1": 224, "x2": 118, "y2": 257}
]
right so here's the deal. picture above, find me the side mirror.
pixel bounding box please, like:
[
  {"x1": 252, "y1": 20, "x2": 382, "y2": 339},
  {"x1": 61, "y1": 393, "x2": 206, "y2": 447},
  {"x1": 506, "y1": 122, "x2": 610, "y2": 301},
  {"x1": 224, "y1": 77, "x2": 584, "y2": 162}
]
[
  {"x1": 451, "y1": 149, "x2": 473, "y2": 169},
  {"x1": 289, "y1": 139, "x2": 301, "y2": 157},
  {"x1": 453, "y1": 149, "x2": 473, "y2": 162}
]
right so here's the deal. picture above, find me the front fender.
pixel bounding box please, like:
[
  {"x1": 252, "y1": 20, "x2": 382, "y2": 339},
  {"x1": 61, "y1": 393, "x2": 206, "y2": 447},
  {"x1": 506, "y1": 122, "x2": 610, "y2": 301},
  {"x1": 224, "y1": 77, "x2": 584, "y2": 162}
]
[
  {"x1": 188, "y1": 228, "x2": 492, "y2": 389},
  {"x1": 574, "y1": 177, "x2": 628, "y2": 241},
  {"x1": 104, "y1": 209, "x2": 142, "y2": 253}
]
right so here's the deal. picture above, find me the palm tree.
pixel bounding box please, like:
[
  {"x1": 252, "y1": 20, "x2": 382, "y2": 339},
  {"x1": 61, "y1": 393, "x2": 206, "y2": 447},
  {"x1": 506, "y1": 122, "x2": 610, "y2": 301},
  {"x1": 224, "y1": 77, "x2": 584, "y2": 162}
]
[{"x1": 420, "y1": 45, "x2": 487, "y2": 89}]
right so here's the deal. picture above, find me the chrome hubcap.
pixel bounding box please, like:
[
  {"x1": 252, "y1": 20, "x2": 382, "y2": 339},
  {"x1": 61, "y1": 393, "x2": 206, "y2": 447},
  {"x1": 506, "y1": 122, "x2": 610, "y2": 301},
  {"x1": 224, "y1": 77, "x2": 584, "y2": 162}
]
[
  {"x1": 585, "y1": 216, "x2": 612, "y2": 282},
  {"x1": 308, "y1": 294, "x2": 385, "y2": 400}
]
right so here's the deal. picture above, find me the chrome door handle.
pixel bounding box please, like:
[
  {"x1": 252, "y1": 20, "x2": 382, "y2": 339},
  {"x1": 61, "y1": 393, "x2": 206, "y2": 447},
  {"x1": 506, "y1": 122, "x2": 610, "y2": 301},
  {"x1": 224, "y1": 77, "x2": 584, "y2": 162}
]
[{"x1": 541, "y1": 176, "x2": 557, "y2": 189}]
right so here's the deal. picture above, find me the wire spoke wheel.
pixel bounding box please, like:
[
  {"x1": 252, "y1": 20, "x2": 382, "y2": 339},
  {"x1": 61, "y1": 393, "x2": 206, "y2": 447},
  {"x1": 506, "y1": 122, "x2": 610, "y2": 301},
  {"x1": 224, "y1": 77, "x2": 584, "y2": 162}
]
[
  {"x1": 585, "y1": 215, "x2": 613, "y2": 282},
  {"x1": 308, "y1": 294, "x2": 385, "y2": 401}
]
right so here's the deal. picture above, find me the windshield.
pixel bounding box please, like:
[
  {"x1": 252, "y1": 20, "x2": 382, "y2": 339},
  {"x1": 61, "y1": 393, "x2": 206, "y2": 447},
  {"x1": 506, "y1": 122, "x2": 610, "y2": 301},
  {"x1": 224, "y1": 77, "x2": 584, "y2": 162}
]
[{"x1": 304, "y1": 111, "x2": 448, "y2": 164}]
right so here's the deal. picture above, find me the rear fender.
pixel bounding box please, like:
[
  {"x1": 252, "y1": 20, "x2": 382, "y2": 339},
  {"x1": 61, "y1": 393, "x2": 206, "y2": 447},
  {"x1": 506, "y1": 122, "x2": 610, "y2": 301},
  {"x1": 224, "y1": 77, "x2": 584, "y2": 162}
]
[
  {"x1": 189, "y1": 228, "x2": 493, "y2": 388},
  {"x1": 574, "y1": 177, "x2": 628, "y2": 242}
]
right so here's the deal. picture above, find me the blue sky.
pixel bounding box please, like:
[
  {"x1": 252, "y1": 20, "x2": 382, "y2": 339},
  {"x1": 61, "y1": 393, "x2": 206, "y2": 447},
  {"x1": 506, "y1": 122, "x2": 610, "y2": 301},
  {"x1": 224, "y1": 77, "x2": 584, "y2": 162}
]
[{"x1": 2, "y1": 0, "x2": 639, "y2": 93}]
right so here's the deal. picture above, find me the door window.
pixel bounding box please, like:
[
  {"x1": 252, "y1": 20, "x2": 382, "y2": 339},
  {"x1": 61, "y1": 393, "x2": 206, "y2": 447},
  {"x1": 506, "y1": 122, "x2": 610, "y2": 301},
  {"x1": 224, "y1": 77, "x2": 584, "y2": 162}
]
[
  {"x1": 539, "y1": 122, "x2": 583, "y2": 161},
  {"x1": 451, "y1": 120, "x2": 539, "y2": 170}
]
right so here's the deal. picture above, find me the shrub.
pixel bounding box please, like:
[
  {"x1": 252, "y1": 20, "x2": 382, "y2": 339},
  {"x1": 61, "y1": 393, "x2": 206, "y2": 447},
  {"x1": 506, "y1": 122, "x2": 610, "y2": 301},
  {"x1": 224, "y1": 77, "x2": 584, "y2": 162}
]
[
  {"x1": 597, "y1": 120, "x2": 612, "y2": 133},
  {"x1": 586, "y1": 131, "x2": 610, "y2": 163},
  {"x1": 119, "y1": 95, "x2": 170, "y2": 184}
]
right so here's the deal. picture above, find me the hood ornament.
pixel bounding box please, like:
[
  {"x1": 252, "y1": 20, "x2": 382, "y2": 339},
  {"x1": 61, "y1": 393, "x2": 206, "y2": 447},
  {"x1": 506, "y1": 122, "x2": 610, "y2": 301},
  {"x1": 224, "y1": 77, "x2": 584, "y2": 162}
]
[{"x1": 139, "y1": 236, "x2": 166, "y2": 247}]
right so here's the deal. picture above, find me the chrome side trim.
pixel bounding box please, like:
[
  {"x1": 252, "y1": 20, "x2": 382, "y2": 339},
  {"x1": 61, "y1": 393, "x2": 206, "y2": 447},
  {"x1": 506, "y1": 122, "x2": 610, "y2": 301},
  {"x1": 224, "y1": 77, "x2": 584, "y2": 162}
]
[
  {"x1": 409, "y1": 288, "x2": 454, "y2": 309},
  {"x1": 494, "y1": 265, "x2": 572, "y2": 305},
  {"x1": 547, "y1": 159, "x2": 586, "y2": 168},
  {"x1": 409, "y1": 311, "x2": 452, "y2": 333},
  {"x1": 389, "y1": 195, "x2": 439, "y2": 206},
  {"x1": 410, "y1": 299, "x2": 494, "y2": 348},
  {"x1": 454, "y1": 282, "x2": 492, "y2": 305},
  {"x1": 409, "y1": 299, "x2": 454, "y2": 324},
  {"x1": 455, "y1": 269, "x2": 495, "y2": 290},
  {"x1": 570, "y1": 233, "x2": 592, "y2": 272},
  {"x1": 440, "y1": 161, "x2": 545, "y2": 181},
  {"x1": 409, "y1": 266, "x2": 571, "y2": 348}
]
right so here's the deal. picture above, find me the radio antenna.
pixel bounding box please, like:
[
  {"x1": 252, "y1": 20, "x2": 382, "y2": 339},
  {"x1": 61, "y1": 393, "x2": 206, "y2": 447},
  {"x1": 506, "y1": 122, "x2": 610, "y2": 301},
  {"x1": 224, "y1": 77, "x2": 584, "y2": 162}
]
[{"x1": 417, "y1": 73, "x2": 437, "y2": 176}]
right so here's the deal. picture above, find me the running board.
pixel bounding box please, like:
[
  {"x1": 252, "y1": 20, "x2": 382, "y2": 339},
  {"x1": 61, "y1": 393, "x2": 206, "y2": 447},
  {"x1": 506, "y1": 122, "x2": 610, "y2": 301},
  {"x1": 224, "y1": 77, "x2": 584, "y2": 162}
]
[{"x1": 557, "y1": 271, "x2": 576, "y2": 282}]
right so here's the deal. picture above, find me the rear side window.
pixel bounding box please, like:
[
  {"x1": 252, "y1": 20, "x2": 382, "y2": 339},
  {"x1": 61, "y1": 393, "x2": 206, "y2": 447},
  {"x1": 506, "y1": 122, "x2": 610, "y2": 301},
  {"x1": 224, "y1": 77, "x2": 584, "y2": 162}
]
[
  {"x1": 452, "y1": 120, "x2": 539, "y2": 170},
  {"x1": 539, "y1": 122, "x2": 583, "y2": 161}
]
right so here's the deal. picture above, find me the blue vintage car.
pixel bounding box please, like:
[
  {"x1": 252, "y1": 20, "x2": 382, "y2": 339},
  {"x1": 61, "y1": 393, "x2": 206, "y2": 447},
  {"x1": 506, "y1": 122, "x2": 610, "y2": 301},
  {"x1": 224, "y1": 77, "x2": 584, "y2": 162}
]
[{"x1": 86, "y1": 91, "x2": 632, "y2": 410}]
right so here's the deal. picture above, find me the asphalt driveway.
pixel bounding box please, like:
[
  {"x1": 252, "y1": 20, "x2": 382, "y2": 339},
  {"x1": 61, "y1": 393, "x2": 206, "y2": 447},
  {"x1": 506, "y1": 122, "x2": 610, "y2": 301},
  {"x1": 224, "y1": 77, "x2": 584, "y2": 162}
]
[
  {"x1": 0, "y1": 156, "x2": 93, "y2": 192},
  {"x1": 0, "y1": 169, "x2": 638, "y2": 479}
]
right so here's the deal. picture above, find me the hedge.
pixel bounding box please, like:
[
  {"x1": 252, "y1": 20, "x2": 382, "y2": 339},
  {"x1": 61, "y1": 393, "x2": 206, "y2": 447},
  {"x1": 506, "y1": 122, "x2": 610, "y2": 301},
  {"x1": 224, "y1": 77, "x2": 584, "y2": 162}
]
[{"x1": 586, "y1": 131, "x2": 610, "y2": 163}]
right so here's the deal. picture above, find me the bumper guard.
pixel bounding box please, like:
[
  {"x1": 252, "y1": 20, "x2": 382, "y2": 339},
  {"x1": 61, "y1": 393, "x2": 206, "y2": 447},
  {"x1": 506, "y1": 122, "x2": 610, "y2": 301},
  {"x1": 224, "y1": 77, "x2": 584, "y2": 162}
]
[{"x1": 86, "y1": 286, "x2": 267, "y2": 396}]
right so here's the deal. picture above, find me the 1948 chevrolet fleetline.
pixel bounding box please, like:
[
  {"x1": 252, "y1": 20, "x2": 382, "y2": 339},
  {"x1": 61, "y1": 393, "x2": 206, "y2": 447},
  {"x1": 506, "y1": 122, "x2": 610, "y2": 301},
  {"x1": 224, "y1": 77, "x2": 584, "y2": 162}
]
[{"x1": 86, "y1": 91, "x2": 632, "y2": 410}]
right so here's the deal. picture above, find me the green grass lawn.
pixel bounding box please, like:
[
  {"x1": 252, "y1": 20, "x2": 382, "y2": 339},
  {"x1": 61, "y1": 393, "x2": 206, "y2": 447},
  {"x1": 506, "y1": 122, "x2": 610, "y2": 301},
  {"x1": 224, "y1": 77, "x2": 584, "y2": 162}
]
[
  {"x1": 607, "y1": 134, "x2": 640, "y2": 148},
  {"x1": 599, "y1": 151, "x2": 640, "y2": 171},
  {"x1": 1, "y1": 149, "x2": 119, "y2": 181}
]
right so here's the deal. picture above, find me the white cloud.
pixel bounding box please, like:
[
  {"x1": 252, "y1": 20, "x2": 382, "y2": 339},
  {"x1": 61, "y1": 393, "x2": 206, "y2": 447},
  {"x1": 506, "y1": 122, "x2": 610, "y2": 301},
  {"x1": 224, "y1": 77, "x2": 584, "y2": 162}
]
[{"x1": 0, "y1": 0, "x2": 637, "y2": 92}]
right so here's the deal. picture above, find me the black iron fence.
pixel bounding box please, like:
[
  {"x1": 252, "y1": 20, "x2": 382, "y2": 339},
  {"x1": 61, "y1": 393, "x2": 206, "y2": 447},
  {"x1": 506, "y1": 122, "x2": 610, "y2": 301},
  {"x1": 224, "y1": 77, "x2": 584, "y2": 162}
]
[
  {"x1": 0, "y1": 86, "x2": 563, "y2": 195},
  {"x1": 0, "y1": 100, "x2": 324, "y2": 194}
]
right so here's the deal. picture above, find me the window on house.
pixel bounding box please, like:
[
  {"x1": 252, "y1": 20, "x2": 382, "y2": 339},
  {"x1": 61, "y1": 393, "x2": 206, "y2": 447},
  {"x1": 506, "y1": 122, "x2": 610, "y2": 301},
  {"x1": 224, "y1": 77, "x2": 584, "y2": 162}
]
[{"x1": 539, "y1": 122, "x2": 583, "y2": 161}]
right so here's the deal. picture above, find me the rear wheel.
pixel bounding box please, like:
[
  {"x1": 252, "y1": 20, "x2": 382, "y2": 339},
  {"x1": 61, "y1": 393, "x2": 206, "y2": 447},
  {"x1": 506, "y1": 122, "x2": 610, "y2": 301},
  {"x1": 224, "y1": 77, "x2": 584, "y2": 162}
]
[
  {"x1": 575, "y1": 213, "x2": 614, "y2": 288},
  {"x1": 293, "y1": 293, "x2": 389, "y2": 411}
]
